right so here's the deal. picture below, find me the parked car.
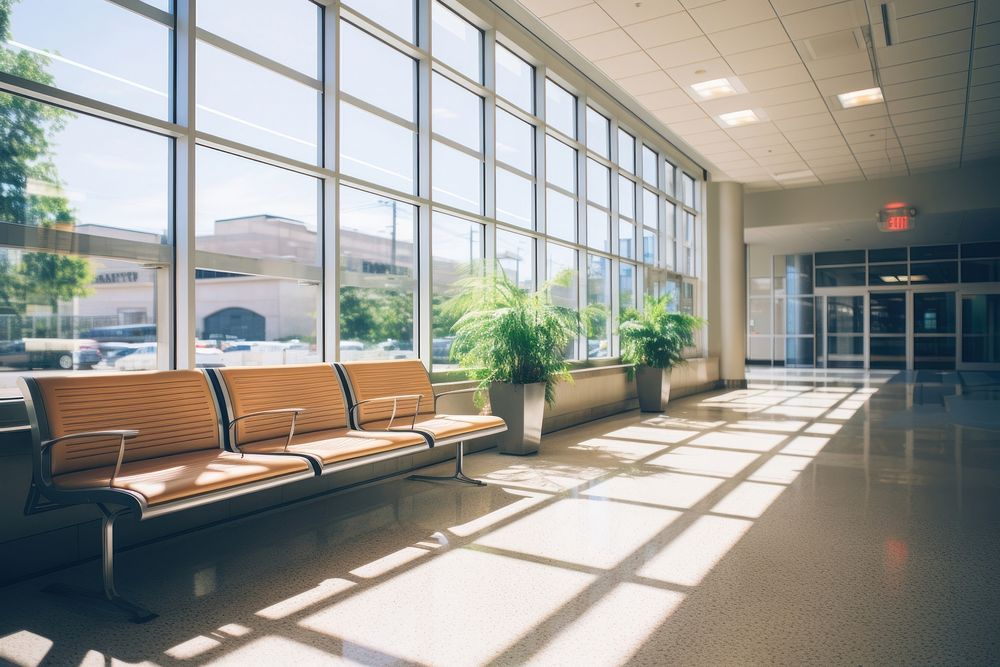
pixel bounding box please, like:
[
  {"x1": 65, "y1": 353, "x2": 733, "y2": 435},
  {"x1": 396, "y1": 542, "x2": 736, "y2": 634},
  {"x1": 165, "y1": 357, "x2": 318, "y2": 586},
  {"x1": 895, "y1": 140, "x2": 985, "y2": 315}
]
[
  {"x1": 432, "y1": 337, "x2": 455, "y2": 364},
  {"x1": 114, "y1": 343, "x2": 224, "y2": 371},
  {"x1": 0, "y1": 338, "x2": 101, "y2": 370}
]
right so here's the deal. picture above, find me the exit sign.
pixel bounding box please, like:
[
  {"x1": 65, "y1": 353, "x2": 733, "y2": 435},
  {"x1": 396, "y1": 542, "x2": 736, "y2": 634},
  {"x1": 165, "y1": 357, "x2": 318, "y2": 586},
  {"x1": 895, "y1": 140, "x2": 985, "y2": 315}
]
[{"x1": 878, "y1": 205, "x2": 916, "y2": 232}]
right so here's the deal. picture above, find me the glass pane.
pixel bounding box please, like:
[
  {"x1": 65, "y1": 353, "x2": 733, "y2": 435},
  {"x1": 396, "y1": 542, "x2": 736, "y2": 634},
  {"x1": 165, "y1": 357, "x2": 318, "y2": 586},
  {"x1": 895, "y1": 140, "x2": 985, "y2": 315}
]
[
  {"x1": 642, "y1": 230, "x2": 657, "y2": 265},
  {"x1": 1, "y1": 0, "x2": 170, "y2": 118},
  {"x1": 816, "y1": 266, "x2": 866, "y2": 287},
  {"x1": 962, "y1": 241, "x2": 1000, "y2": 258},
  {"x1": 786, "y1": 337, "x2": 814, "y2": 367},
  {"x1": 868, "y1": 263, "x2": 909, "y2": 286},
  {"x1": 432, "y1": 73, "x2": 483, "y2": 151},
  {"x1": 586, "y1": 159, "x2": 610, "y2": 206},
  {"x1": 643, "y1": 189, "x2": 659, "y2": 228},
  {"x1": 617, "y1": 129, "x2": 635, "y2": 173},
  {"x1": 0, "y1": 95, "x2": 169, "y2": 240},
  {"x1": 496, "y1": 109, "x2": 534, "y2": 174},
  {"x1": 911, "y1": 244, "x2": 957, "y2": 261},
  {"x1": 546, "y1": 136, "x2": 577, "y2": 193},
  {"x1": 913, "y1": 292, "x2": 955, "y2": 334},
  {"x1": 870, "y1": 337, "x2": 906, "y2": 369},
  {"x1": 784, "y1": 254, "x2": 813, "y2": 295},
  {"x1": 547, "y1": 242, "x2": 578, "y2": 358},
  {"x1": 870, "y1": 292, "x2": 906, "y2": 334},
  {"x1": 749, "y1": 298, "x2": 770, "y2": 335},
  {"x1": 962, "y1": 259, "x2": 1000, "y2": 282},
  {"x1": 642, "y1": 146, "x2": 657, "y2": 186},
  {"x1": 914, "y1": 337, "x2": 955, "y2": 370},
  {"x1": 433, "y1": 1, "x2": 482, "y2": 83},
  {"x1": 341, "y1": 23, "x2": 415, "y2": 122},
  {"x1": 827, "y1": 296, "x2": 863, "y2": 333},
  {"x1": 495, "y1": 43, "x2": 533, "y2": 113},
  {"x1": 681, "y1": 173, "x2": 695, "y2": 207},
  {"x1": 586, "y1": 108, "x2": 609, "y2": 158},
  {"x1": 869, "y1": 247, "x2": 907, "y2": 262},
  {"x1": 196, "y1": 147, "x2": 320, "y2": 264},
  {"x1": 586, "y1": 206, "x2": 609, "y2": 252},
  {"x1": 749, "y1": 337, "x2": 771, "y2": 361},
  {"x1": 774, "y1": 297, "x2": 785, "y2": 335},
  {"x1": 496, "y1": 230, "x2": 534, "y2": 291},
  {"x1": 339, "y1": 186, "x2": 417, "y2": 359},
  {"x1": 587, "y1": 254, "x2": 610, "y2": 358},
  {"x1": 199, "y1": 0, "x2": 319, "y2": 76},
  {"x1": 496, "y1": 167, "x2": 533, "y2": 229},
  {"x1": 545, "y1": 79, "x2": 576, "y2": 138},
  {"x1": 198, "y1": 41, "x2": 318, "y2": 163},
  {"x1": 815, "y1": 249, "x2": 865, "y2": 266},
  {"x1": 546, "y1": 188, "x2": 576, "y2": 242},
  {"x1": 0, "y1": 251, "x2": 159, "y2": 396},
  {"x1": 340, "y1": 102, "x2": 415, "y2": 193},
  {"x1": 197, "y1": 275, "x2": 320, "y2": 365},
  {"x1": 619, "y1": 262, "x2": 637, "y2": 314},
  {"x1": 619, "y1": 222, "x2": 635, "y2": 259},
  {"x1": 618, "y1": 176, "x2": 635, "y2": 219},
  {"x1": 663, "y1": 160, "x2": 675, "y2": 196},
  {"x1": 786, "y1": 297, "x2": 814, "y2": 335},
  {"x1": 910, "y1": 261, "x2": 958, "y2": 284},
  {"x1": 962, "y1": 294, "x2": 1000, "y2": 363},
  {"x1": 432, "y1": 212, "x2": 483, "y2": 368},
  {"x1": 345, "y1": 0, "x2": 415, "y2": 43},
  {"x1": 827, "y1": 335, "x2": 863, "y2": 368},
  {"x1": 432, "y1": 142, "x2": 483, "y2": 214}
]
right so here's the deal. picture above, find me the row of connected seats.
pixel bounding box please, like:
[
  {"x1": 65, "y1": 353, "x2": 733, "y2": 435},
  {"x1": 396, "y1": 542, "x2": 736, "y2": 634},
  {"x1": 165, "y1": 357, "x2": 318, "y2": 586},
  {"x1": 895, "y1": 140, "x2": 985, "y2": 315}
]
[{"x1": 19, "y1": 360, "x2": 506, "y2": 622}]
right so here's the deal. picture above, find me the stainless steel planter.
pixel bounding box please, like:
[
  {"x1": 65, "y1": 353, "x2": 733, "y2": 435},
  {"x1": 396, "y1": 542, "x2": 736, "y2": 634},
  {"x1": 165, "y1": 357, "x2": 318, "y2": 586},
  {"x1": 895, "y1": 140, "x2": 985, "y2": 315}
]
[
  {"x1": 636, "y1": 365, "x2": 671, "y2": 412},
  {"x1": 488, "y1": 381, "x2": 545, "y2": 455}
]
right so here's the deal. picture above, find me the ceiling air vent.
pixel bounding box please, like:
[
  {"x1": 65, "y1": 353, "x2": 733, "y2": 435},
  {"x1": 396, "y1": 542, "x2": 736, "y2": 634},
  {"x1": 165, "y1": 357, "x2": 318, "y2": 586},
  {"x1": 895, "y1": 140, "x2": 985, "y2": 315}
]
[{"x1": 800, "y1": 28, "x2": 864, "y2": 60}]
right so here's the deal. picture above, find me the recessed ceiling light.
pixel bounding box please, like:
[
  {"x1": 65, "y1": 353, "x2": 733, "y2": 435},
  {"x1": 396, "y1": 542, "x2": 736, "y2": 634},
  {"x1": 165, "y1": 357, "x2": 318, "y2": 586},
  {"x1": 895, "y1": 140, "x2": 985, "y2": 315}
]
[
  {"x1": 691, "y1": 77, "x2": 738, "y2": 100},
  {"x1": 719, "y1": 109, "x2": 759, "y2": 126},
  {"x1": 837, "y1": 87, "x2": 884, "y2": 108},
  {"x1": 774, "y1": 170, "x2": 815, "y2": 181}
]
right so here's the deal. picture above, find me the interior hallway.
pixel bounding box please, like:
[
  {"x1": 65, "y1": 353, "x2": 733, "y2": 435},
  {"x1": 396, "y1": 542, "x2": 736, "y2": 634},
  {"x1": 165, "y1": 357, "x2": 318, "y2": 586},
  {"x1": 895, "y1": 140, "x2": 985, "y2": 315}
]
[{"x1": 1, "y1": 369, "x2": 998, "y2": 666}]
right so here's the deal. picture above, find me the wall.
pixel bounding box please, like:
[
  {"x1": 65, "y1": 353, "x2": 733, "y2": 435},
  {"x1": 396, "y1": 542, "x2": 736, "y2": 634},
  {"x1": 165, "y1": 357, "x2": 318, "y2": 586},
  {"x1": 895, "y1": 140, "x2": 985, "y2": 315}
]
[{"x1": 0, "y1": 360, "x2": 719, "y2": 584}]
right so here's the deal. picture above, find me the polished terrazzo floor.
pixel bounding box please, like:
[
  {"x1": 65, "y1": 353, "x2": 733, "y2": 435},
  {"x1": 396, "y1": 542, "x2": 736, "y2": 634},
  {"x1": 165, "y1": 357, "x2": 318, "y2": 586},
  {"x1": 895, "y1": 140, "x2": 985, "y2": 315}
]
[{"x1": 1, "y1": 369, "x2": 999, "y2": 666}]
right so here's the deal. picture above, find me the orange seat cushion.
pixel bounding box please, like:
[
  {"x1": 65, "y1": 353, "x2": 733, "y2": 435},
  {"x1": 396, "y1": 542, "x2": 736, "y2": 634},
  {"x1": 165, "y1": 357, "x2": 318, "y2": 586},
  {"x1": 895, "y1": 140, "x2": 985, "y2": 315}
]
[
  {"x1": 239, "y1": 428, "x2": 427, "y2": 464},
  {"x1": 53, "y1": 449, "x2": 311, "y2": 506},
  {"x1": 366, "y1": 414, "x2": 506, "y2": 441}
]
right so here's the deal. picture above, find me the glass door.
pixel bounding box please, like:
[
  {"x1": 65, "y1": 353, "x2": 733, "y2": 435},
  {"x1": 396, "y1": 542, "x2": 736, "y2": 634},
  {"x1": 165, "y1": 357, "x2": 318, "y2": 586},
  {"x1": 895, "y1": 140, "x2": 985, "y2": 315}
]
[
  {"x1": 823, "y1": 294, "x2": 865, "y2": 368},
  {"x1": 961, "y1": 293, "x2": 1000, "y2": 367},
  {"x1": 869, "y1": 292, "x2": 907, "y2": 369},
  {"x1": 913, "y1": 291, "x2": 956, "y2": 370}
]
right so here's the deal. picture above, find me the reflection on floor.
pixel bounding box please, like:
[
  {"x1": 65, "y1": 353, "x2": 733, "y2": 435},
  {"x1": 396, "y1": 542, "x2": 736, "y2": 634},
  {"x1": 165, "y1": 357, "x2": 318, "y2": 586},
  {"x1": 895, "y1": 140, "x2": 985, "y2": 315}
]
[{"x1": 1, "y1": 369, "x2": 999, "y2": 665}]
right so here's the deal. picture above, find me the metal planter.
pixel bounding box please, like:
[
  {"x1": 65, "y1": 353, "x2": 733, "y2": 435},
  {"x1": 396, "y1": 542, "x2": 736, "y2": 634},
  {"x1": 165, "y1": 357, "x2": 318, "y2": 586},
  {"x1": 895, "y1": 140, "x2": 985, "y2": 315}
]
[
  {"x1": 488, "y1": 381, "x2": 545, "y2": 455},
  {"x1": 636, "y1": 365, "x2": 671, "y2": 412}
]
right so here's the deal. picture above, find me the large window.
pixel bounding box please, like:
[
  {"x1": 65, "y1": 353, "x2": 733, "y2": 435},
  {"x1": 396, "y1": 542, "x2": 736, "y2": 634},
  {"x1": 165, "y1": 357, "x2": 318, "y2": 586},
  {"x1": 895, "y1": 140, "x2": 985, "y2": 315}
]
[{"x1": 0, "y1": 0, "x2": 706, "y2": 394}]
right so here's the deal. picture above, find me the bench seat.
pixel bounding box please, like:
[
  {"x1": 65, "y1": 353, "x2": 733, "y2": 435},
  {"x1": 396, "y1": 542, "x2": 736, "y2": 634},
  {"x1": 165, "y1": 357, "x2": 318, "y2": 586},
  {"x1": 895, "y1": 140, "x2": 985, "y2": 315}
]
[
  {"x1": 367, "y1": 414, "x2": 506, "y2": 441},
  {"x1": 52, "y1": 449, "x2": 311, "y2": 507},
  {"x1": 239, "y1": 428, "x2": 426, "y2": 465}
]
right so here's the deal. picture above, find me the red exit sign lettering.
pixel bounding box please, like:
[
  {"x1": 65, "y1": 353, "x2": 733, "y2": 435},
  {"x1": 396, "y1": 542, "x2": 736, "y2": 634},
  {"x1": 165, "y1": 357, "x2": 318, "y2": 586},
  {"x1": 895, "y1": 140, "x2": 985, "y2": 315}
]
[{"x1": 878, "y1": 206, "x2": 916, "y2": 232}]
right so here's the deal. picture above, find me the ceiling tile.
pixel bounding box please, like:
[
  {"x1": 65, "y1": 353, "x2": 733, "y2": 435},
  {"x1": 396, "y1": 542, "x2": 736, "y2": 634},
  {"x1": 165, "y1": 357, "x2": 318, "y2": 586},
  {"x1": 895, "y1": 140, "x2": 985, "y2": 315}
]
[
  {"x1": 973, "y1": 45, "x2": 1000, "y2": 69},
  {"x1": 782, "y1": 124, "x2": 842, "y2": 140},
  {"x1": 886, "y1": 89, "x2": 966, "y2": 113},
  {"x1": 874, "y1": 30, "x2": 971, "y2": 67},
  {"x1": 595, "y1": 0, "x2": 684, "y2": 24},
  {"x1": 679, "y1": 0, "x2": 726, "y2": 9},
  {"x1": 726, "y1": 122, "x2": 782, "y2": 139},
  {"x1": 571, "y1": 29, "x2": 639, "y2": 60},
  {"x1": 635, "y1": 88, "x2": 695, "y2": 109},
  {"x1": 664, "y1": 57, "x2": 736, "y2": 86},
  {"x1": 624, "y1": 12, "x2": 703, "y2": 49},
  {"x1": 831, "y1": 102, "x2": 890, "y2": 122},
  {"x1": 837, "y1": 115, "x2": 891, "y2": 133},
  {"x1": 879, "y1": 53, "x2": 970, "y2": 86},
  {"x1": 814, "y1": 71, "x2": 877, "y2": 97},
  {"x1": 686, "y1": 129, "x2": 732, "y2": 144},
  {"x1": 972, "y1": 64, "x2": 1000, "y2": 85},
  {"x1": 883, "y1": 72, "x2": 968, "y2": 100},
  {"x1": 774, "y1": 112, "x2": 837, "y2": 130},
  {"x1": 616, "y1": 70, "x2": 677, "y2": 96},
  {"x1": 894, "y1": 117, "x2": 964, "y2": 137},
  {"x1": 518, "y1": 0, "x2": 591, "y2": 18},
  {"x1": 844, "y1": 127, "x2": 892, "y2": 144},
  {"x1": 594, "y1": 51, "x2": 661, "y2": 78},
  {"x1": 690, "y1": 0, "x2": 776, "y2": 33},
  {"x1": 894, "y1": 3, "x2": 974, "y2": 42},
  {"x1": 739, "y1": 133, "x2": 792, "y2": 148},
  {"x1": 740, "y1": 64, "x2": 812, "y2": 92},
  {"x1": 793, "y1": 135, "x2": 849, "y2": 150},
  {"x1": 726, "y1": 43, "x2": 802, "y2": 74},
  {"x1": 699, "y1": 94, "x2": 762, "y2": 116},
  {"x1": 965, "y1": 119, "x2": 1000, "y2": 134},
  {"x1": 979, "y1": 0, "x2": 1000, "y2": 24},
  {"x1": 806, "y1": 154, "x2": 859, "y2": 167},
  {"x1": 893, "y1": 102, "x2": 965, "y2": 124},
  {"x1": 765, "y1": 97, "x2": 830, "y2": 119},
  {"x1": 669, "y1": 117, "x2": 725, "y2": 134},
  {"x1": 648, "y1": 36, "x2": 721, "y2": 68},
  {"x1": 653, "y1": 104, "x2": 710, "y2": 123},
  {"x1": 803, "y1": 51, "x2": 871, "y2": 79},
  {"x1": 782, "y1": 1, "x2": 866, "y2": 40},
  {"x1": 976, "y1": 21, "x2": 1000, "y2": 47},
  {"x1": 751, "y1": 81, "x2": 821, "y2": 106},
  {"x1": 970, "y1": 81, "x2": 1000, "y2": 100},
  {"x1": 899, "y1": 130, "x2": 965, "y2": 147},
  {"x1": 710, "y1": 20, "x2": 790, "y2": 55},
  {"x1": 850, "y1": 138, "x2": 902, "y2": 152},
  {"x1": 967, "y1": 96, "x2": 1000, "y2": 115},
  {"x1": 543, "y1": 4, "x2": 616, "y2": 40}
]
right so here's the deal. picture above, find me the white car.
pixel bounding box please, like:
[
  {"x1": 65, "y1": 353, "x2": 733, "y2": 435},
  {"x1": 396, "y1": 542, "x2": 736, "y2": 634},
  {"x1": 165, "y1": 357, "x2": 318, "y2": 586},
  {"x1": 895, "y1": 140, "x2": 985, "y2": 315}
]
[{"x1": 114, "y1": 343, "x2": 225, "y2": 371}]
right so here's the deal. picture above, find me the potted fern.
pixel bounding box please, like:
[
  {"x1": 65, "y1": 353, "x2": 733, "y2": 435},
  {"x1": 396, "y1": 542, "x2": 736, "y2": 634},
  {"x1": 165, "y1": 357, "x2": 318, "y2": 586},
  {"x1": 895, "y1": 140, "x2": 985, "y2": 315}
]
[
  {"x1": 444, "y1": 267, "x2": 580, "y2": 455},
  {"x1": 619, "y1": 295, "x2": 704, "y2": 412}
]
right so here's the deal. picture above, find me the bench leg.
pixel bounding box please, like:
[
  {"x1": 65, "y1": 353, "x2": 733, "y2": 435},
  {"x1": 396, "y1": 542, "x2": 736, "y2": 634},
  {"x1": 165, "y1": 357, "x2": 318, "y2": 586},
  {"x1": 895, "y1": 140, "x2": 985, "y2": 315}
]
[
  {"x1": 43, "y1": 506, "x2": 158, "y2": 624},
  {"x1": 409, "y1": 441, "x2": 486, "y2": 486}
]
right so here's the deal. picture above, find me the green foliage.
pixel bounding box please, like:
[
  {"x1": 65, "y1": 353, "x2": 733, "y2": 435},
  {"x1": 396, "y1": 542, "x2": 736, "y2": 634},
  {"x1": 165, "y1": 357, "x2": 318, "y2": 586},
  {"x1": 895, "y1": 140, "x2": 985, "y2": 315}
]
[
  {"x1": 444, "y1": 265, "x2": 582, "y2": 406},
  {"x1": 619, "y1": 295, "x2": 704, "y2": 377},
  {"x1": 339, "y1": 286, "x2": 412, "y2": 345}
]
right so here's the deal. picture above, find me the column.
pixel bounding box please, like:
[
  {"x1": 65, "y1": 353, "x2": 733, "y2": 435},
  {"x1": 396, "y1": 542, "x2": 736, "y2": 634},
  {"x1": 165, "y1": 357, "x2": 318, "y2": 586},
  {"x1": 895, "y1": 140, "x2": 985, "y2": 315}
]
[{"x1": 707, "y1": 181, "x2": 746, "y2": 388}]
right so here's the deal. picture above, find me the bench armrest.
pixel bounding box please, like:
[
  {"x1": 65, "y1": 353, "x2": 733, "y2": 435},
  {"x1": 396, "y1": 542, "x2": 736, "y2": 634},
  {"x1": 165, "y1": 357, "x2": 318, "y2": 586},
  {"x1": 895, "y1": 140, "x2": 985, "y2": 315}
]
[
  {"x1": 434, "y1": 387, "x2": 479, "y2": 411},
  {"x1": 351, "y1": 394, "x2": 423, "y2": 431},
  {"x1": 42, "y1": 430, "x2": 140, "y2": 488},
  {"x1": 228, "y1": 408, "x2": 306, "y2": 453}
]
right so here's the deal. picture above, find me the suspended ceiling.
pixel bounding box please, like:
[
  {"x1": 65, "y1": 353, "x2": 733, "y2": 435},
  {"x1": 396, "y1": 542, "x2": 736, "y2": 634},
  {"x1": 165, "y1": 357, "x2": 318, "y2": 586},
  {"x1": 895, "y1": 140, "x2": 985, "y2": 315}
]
[{"x1": 512, "y1": 0, "x2": 1000, "y2": 191}]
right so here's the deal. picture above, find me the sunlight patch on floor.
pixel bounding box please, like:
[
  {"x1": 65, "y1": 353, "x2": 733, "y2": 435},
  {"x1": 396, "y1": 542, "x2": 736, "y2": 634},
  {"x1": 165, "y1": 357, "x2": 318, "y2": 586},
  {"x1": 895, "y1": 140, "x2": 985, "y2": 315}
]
[
  {"x1": 637, "y1": 515, "x2": 753, "y2": 587},
  {"x1": 583, "y1": 471, "x2": 724, "y2": 510},
  {"x1": 256, "y1": 578, "x2": 356, "y2": 621}
]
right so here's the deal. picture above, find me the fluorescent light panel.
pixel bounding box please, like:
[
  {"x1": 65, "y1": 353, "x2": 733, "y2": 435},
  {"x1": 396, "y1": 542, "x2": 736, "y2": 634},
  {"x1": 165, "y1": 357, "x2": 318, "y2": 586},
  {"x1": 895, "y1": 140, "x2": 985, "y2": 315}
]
[
  {"x1": 837, "y1": 87, "x2": 883, "y2": 108},
  {"x1": 691, "y1": 77, "x2": 738, "y2": 100},
  {"x1": 719, "y1": 109, "x2": 759, "y2": 126},
  {"x1": 774, "y1": 170, "x2": 814, "y2": 181}
]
